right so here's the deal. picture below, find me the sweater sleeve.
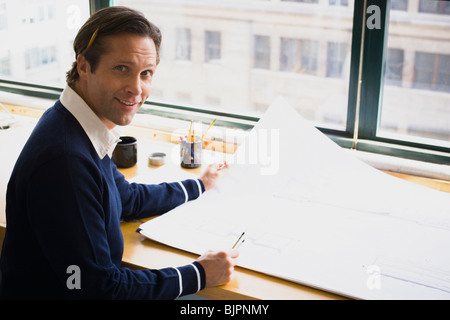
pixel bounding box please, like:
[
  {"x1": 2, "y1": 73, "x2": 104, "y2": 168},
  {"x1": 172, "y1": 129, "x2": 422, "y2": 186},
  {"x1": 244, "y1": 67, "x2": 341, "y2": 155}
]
[
  {"x1": 26, "y1": 154, "x2": 205, "y2": 299},
  {"x1": 113, "y1": 164, "x2": 205, "y2": 221}
]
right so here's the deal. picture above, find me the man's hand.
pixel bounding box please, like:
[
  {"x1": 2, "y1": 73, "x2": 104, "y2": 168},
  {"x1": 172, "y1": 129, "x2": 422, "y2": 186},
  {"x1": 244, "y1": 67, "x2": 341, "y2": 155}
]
[
  {"x1": 196, "y1": 249, "x2": 239, "y2": 287},
  {"x1": 200, "y1": 162, "x2": 229, "y2": 191}
]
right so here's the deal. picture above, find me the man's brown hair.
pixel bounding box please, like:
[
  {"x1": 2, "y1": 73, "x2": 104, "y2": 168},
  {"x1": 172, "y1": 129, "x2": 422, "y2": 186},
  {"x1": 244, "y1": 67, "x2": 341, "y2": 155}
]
[{"x1": 66, "y1": 6, "x2": 162, "y2": 85}]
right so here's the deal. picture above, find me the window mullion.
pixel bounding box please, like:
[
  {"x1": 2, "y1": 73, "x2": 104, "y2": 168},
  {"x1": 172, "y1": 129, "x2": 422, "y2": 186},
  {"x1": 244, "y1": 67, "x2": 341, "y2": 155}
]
[
  {"x1": 357, "y1": 0, "x2": 389, "y2": 140},
  {"x1": 90, "y1": 0, "x2": 113, "y2": 14},
  {"x1": 345, "y1": 0, "x2": 365, "y2": 138}
]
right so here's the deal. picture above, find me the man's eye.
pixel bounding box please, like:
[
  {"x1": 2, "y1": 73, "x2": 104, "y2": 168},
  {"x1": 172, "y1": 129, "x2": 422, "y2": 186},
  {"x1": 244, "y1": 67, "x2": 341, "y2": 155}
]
[
  {"x1": 141, "y1": 70, "x2": 153, "y2": 77},
  {"x1": 115, "y1": 65, "x2": 127, "y2": 72}
]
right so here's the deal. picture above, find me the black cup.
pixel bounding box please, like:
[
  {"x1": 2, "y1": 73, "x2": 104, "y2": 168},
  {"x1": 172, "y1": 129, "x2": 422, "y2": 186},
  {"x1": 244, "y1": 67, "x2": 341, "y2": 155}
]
[{"x1": 112, "y1": 136, "x2": 137, "y2": 168}]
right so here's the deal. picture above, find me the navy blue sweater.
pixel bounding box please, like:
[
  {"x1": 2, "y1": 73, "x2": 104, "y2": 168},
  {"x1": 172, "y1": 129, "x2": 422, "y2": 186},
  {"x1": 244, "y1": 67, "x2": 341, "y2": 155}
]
[{"x1": 0, "y1": 101, "x2": 206, "y2": 299}]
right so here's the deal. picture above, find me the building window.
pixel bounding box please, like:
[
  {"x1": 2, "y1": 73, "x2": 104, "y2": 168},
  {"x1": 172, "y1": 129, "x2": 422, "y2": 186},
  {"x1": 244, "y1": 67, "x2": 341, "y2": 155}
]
[
  {"x1": 280, "y1": 38, "x2": 318, "y2": 75},
  {"x1": 205, "y1": 31, "x2": 221, "y2": 63},
  {"x1": 0, "y1": 2, "x2": 7, "y2": 30},
  {"x1": 175, "y1": 28, "x2": 191, "y2": 61},
  {"x1": 24, "y1": 46, "x2": 57, "y2": 70},
  {"x1": 327, "y1": 42, "x2": 348, "y2": 78},
  {"x1": 414, "y1": 52, "x2": 450, "y2": 93},
  {"x1": 280, "y1": 38, "x2": 298, "y2": 72},
  {"x1": 0, "y1": 0, "x2": 89, "y2": 87},
  {"x1": 0, "y1": 57, "x2": 10, "y2": 76},
  {"x1": 384, "y1": 48, "x2": 404, "y2": 86},
  {"x1": 437, "y1": 54, "x2": 450, "y2": 92},
  {"x1": 391, "y1": 0, "x2": 408, "y2": 11},
  {"x1": 329, "y1": 0, "x2": 348, "y2": 6},
  {"x1": 378, "y1": 0, "x2": 450, "y2": 147},
  {"x1": 419, "y1": 0, "x2": 450, "y2": 14},
  {"x1": 299, "y1": 40, "x2": 318, "y2": 75},
  {"x1": 253, "y1": 35, "x2": 270, "y2": 70}
]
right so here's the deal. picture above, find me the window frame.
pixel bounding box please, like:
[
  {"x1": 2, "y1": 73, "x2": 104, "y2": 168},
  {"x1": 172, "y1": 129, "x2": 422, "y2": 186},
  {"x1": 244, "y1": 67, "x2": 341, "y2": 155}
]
[
  {"x1": 347, "y1": 0, "x2": 450, "y2": 164},
  {"x1": 0, "y1": 0, "x2": 449, "y2": 165}
]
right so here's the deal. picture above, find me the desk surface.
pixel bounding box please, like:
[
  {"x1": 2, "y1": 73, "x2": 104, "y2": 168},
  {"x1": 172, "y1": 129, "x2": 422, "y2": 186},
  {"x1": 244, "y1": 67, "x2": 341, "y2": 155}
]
[
  {"x1": 1, "y1": 116, "x2": 450, "y2": 300},
  {"x1": 116, "y1": 128, "x2": 450, "y2": 300},
  {"x1": 115, "y1": 135, "x2": 345, "y2": 300}
]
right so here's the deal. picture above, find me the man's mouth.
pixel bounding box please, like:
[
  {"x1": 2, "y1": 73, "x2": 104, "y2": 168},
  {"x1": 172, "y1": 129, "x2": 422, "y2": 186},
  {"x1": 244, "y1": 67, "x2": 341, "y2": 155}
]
[{"x1": 117, "y1": 98, "x2": 139, "y2": 106}]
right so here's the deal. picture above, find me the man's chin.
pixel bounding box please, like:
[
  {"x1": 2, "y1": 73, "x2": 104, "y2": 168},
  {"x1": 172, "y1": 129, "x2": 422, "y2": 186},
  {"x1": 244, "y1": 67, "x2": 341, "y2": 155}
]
[{"x1": 113, "y1": 115, "x2": 136, "y2": 127}]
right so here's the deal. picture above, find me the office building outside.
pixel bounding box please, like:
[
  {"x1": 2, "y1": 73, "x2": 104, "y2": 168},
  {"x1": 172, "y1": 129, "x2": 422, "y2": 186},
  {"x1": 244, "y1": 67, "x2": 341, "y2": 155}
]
[{"x1": 0, "y1": 0, "x2": 449, "y2": 144}]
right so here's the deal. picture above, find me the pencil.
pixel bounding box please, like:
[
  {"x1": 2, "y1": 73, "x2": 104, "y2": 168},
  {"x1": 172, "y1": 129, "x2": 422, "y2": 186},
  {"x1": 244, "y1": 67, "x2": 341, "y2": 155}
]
[
  {"x1": 201, "y1": 119, "x2": 216, "y2": 141},
  {"x1": 232, "y1": 232, "x2": 245, "y2": 249},
  {"x1": 235, "y1": 239, "x2": 245, "y2": 249},
  {"x1": 188, "y1": 120, "x2": 193, "y2": 142}
]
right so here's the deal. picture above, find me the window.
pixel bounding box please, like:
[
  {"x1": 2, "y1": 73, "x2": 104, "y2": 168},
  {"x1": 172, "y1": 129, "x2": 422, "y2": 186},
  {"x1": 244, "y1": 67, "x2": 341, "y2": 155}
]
[
  {"x1": 0, "y1": 57, "x2": 10, "y2": 76},
  {"x1": 419, "y1": 0, "x2": 450, "y2": 15},
  {"x1": 379, "y1": 0, "x2": 450, "y2": 148},
  {"x1": 413, "y1": 52, "x2": 450, "y2": 92},
  {"x1": 24, "y1": 46, "x2": 57, "y2": 70},
  {"x1": 300, "y1": 40, "x2": 318, "y2": 75},
  {"x1": 110, "y1": 0, "x2": 354, "y2": 129},
  {"x1": 329, "y1": 0, "x2": 348, "y2": 6},
  {"x1": 391, "y1": 0, "x2": 407, "y2": 11},
  {"x1": 253, "y1": 35, "x2": 270, "y2": 70},
  {"x1": 327, "y1": 42, "x2": 348, "y2": 78},
  {"x1": 0, "y1": 0, "x2": 90, "y2": 88},
  {"x1": 280, "y1": 39, "x2": 318, "y2": 75},
  {"x1": 384, "y1": 48, "x2": 404, "y2": 86},
  {"x1": 437, "y1": 55, "x2": 450, "y2": 92},
  {"x1": 175, "y1": 28, "x2": 191, "y2": 61},
  {"x1": 280, "y1": 38, "x2": 300, "y2": 73},
  {"x1": 1, "y1": 0, "x2": 449, "y2": 164},
  {"x1": 0, "y1": 2, "x2": 7, "y2": 30},
  {"x1": 205, "y1": 31, "x2": 221, "y2": 63}
]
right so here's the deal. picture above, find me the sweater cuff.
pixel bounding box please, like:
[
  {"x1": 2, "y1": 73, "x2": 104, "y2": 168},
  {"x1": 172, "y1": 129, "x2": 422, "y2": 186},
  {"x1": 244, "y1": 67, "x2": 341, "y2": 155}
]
[
  {"x1": 173, "y1": 261, "x2": 206, "y2": 298},
  {"x1": 178, "y1": 179, "x2": 205, "y2": 203}
]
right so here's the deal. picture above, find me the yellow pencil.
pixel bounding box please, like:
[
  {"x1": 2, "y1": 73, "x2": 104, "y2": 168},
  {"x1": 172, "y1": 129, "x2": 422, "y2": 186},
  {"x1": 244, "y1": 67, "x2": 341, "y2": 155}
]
[
  {"x1": 201, "y1": 119, "x2": 216, "y2": 141},
  {"x1": 188, "y1": 120, "x2": 193, "y2": 142}
]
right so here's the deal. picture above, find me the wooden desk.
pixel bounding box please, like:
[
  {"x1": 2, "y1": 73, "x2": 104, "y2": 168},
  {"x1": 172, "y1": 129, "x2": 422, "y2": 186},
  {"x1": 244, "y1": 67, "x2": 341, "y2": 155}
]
[
  {"x1": 115, "y1": 137, "x2": 344, "y2": 300},
  {"x1": 115, "y1": 131, "x2": 450, "y2": 300},
  {"x1": 1, "y1": 117, "x2": 450, "y2": 300}
]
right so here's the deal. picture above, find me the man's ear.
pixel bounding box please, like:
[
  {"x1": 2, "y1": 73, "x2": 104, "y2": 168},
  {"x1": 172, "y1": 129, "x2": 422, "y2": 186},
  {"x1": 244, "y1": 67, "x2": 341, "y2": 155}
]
[{"x1": 76, "y1": 54, "x2": 91, "y2": 80}]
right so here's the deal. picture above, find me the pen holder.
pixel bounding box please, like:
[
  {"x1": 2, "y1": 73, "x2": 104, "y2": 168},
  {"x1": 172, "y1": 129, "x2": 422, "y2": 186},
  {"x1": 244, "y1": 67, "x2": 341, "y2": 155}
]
[{"x1": 180, "y1": 136, "x2": 202, "y2": 169}]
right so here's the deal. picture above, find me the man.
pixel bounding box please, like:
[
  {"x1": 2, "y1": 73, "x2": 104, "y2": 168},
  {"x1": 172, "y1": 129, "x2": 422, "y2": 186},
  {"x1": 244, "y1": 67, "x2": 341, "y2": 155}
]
[{"x1": 0, "y1": 6, "x2": 238, "y2": 299}]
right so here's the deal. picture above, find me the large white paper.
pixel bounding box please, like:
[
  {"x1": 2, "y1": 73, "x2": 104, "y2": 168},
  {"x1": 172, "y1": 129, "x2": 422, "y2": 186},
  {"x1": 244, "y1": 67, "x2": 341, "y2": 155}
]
[{"x1": 138, "y1": 98, "x2": 450, "y2": 300}]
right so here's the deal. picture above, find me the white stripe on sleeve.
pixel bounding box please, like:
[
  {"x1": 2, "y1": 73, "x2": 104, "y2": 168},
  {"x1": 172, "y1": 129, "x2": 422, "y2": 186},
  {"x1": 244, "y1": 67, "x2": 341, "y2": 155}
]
[
  {"x1": 195, "y1": 179, "x2": 203, "y2": 197},
  {"x1": 178, "y1": 181, "x2": 188, "y2": 203},
  {"x1": 190, "y1": 263, "x2": 201, "y2": 292},
  {"x1": 173, "y1": 267, "x2": 183, "y2": 298}
]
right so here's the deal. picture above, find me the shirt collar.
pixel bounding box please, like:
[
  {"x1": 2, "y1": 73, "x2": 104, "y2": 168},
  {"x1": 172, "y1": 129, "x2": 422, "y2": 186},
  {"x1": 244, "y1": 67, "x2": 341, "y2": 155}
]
[{"x1": 60, "y1": 85, "x2": 121, "y2": 159}]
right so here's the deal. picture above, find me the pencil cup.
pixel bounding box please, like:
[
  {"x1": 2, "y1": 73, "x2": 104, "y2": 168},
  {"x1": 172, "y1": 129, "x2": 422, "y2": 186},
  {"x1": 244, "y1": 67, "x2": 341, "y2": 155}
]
[
  {"x1": 180, "y1": 137, "x2": 202, "y2": 169},
  {"x1": 112, "y1": 136, "x2": 137, "y2": 168}
]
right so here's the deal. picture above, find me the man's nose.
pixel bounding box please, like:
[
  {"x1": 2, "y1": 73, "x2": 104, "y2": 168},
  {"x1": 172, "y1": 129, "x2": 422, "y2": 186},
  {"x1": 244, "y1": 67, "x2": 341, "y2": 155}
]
[{"x1": 125, "y1": 75, "x2": 143, "y2": 96}]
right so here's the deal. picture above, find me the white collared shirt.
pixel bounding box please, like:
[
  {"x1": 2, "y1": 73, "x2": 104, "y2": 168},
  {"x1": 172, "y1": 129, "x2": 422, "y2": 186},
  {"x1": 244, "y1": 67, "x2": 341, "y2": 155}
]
[{"x1": 60, "y1": 85, "x2": 121, "y2": 159}]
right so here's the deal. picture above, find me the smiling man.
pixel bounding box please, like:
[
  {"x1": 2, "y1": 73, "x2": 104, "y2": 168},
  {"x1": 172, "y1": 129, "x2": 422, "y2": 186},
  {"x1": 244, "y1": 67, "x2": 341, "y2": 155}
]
[
  {"x1": 0, "y1": 7, "x2": 237, "y2": 299},
  {"x1": 73, "y1": 33, "x2": 156, "y2": 129}
]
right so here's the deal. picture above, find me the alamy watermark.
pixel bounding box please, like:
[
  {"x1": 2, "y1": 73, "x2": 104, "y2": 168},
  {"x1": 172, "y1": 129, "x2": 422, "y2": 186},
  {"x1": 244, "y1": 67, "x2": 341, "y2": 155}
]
[
  {"x1": 65, "y1": 264, "x2": 381, "y2": 293},
  {"x1": 171, "y1": 128, "x2": 280, "y2": 176},
  {"x1": 66, "y1": 265, "x2": 81, "y2": 290},
  {"x1": 366, "y1": 264, "x2": 381, "y2": 290},
  {"x1": 367, "y1": 5, "x2": 381, "y2": 30}
]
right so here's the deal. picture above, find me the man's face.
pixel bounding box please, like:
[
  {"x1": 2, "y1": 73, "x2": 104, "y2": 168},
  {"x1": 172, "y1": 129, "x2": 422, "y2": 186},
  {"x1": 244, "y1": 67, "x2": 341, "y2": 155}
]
[{"x1": 78, "y1": 33, "x2": 157, "y2": 129}]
